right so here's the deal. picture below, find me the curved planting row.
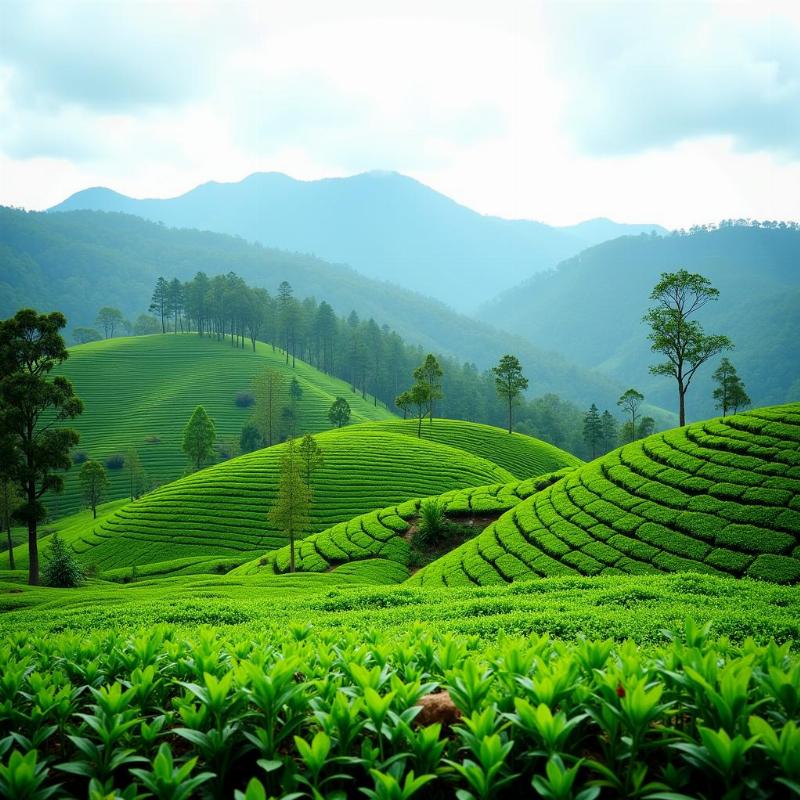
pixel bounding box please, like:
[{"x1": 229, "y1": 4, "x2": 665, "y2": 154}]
[
  {"x1": 413, "y1": 403, "x2": 800, "y2": 586},
  {"x1": 75, "y1": 428, "x2": 521, "y2": 570},
  {"x1": 363, "y1": 418, "x2": 582, "y2": 478},
  {"x1": 49, "y1": 334, "x2": 393, "y2": 517},
  {"x1": 233, "y1": 470, "x2": 574, "y2": 578}
]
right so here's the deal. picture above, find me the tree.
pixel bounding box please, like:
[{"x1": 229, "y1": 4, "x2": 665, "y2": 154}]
[
  {"x1": 126, "y1": 448, "x2": 146, "y2": 500},
  {"x1": 0, "y1": 477, "x2": 20, "y2": 569},
  {"x1": 637, "y1": 417, "x2": 656, "y2": 438},
  {"x1": 600, "y1": 410, "x2": 617, "y2": 454},
  {"x1": 617, "y1": 389, "x2": 645, "y2": 443},
  {"x1": 95, "y1": 307, "x2": 124, "y2": 339},
  {"x1": 132, "y1": 314, "x2": 161, "y2": 336},
  {"x1": 712, "y1": 358, "x2": 751, "y2": 416},
  {"x1": 408, "y1": 382, "x2": 431, "y2": 438},
  {"x1": 395, "y1": 391, "x2": 412, "y2": 419},
  {"x1": 413, "y1": 354, "x2": 443, "y2": 425},
  {"x1": 149, "y1": 277, "x2": 170, "y2": 333},
  {"x1": 182, "y1": 406, "x2": 216, "y2": 471},
  {"x1": 328, "y1": 397, "x2": 351, "y2": 428},
  {"x1": 644, "y1": 269, "x2": 733, "y2": 426},
  {"x1": 240, "y1": 424, "x2": 263, "y2": 454},
  {"x1": 492, "y1": 355, "x2": 529, "y2": 434},
  {"x1": 253, "y1": 369, "x2": 284, "y2": 447},
  {"x1": 298, "y1": 433, "x2": 324, "y2": 486},
  {"x1": 79, "y1": 460, "x2": 108, "y2": 519},
  {"x1": 268, "y1": 438, "x2": 310, "y2": 573},
  {"x1": 168, "y1": 278, "x2": 184, "y2": 333},
  {"x1": 290, "y1": 378, "x2": 303, "y2": 418},
  {"x1": 72, "y1": 327, "x2": 102, "y2": 344},
  {"x1": 41, "y1": 532, "x2": 83, "y2": 588},
  {"x1": 0, "y1": 309, "x2": 83, "y2": 585},
  {"x1": 583, "y1": 404, "x2": 602, "y2": 459}
]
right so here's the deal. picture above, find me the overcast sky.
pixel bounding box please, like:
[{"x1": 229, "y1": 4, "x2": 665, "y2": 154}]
[{"x1": 1, "y1": 0, "x2": 799, "y2": 228}]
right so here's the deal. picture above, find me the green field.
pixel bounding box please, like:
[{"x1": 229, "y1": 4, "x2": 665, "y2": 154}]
[
  {"x1": 414, "y1": 403, "x2": 800, "y2": 586},
  {"x1": 44, "y1": 333, "x2": 395, "y2": 518},
  {"x1": 9, "y1": 418, "x2": 578, "y2": 573}
]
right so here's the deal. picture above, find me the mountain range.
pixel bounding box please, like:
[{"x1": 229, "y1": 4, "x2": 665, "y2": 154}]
[{"x1": 50, "y1": 171, "x2": 666, "y2": 311}]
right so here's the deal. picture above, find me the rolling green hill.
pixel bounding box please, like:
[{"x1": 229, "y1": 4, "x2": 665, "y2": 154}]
[
  {"x1": 413, "y1": 403, "x2": 800, "y2": 586},
  {"x1": 46, "y1": 333, "x2": 394, "y2": 518},
  {"x1": 233, "y1": 470, "x2": 574, "y2": 580},
  {"x1": 15, "y1": 419, "x2": 578, "y2": 573}
]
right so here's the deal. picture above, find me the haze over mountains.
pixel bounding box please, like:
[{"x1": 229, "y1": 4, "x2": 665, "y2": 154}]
[{"x1": 50, "y1": 171, "x2": 666, "y2": 310}]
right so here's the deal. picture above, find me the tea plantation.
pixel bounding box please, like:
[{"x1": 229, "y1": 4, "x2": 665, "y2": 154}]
[
  {"x1": 414, "y1": 403, "x2": 800, "y2": 587},
  {"x1": 46, "y1": 334, "x2": 395, "y2": 517},
  {"x1": 10, "y1": 420, "x2": 578, "y2": 574}
]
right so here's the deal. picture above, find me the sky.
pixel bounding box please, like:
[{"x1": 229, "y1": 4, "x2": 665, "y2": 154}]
[{"x1": 1, "y1": 0, "x2": 799, "y2": 228}]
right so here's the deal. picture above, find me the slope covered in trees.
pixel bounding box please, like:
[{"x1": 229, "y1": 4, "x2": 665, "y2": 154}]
[
  {"x1": 0, "y1": 204, "x2": 620, "y2": 405},
  {"x1": 50, "y1": 171, "x2": 664, "y2": 309},
  {"x1": 43, "y1": 334, "x2": 393, "y2": 518},
  {"x1": 414, "y1": 403, "x2": 800, "y2": 586},
  {"x1": 479, "y1": 223, "x2": 800, "y2": 417}
]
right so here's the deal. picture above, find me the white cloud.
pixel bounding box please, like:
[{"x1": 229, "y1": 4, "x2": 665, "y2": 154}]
[{"x1": 0, "y1": 0, "x2": 798, "y2": 229}]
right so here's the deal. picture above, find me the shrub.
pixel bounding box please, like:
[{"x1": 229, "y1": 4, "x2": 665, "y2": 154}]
[
  {"x1": 41, "y1": 533, "x2": 83, "y2": 588},
  {"x1": 747, "y1": 554, "x2": 800, "y2": 584},
  {"x1": 105, "y1": 453, "x2": 125, "y2": 470},
  {"x1": 235, "y1": 391, "x2": 255, "y2": 408},
  {"x1": 413, "y1": 500, "x2": 449, "y2": 548},
  {"x1": 71, "y1": 451, "x2": 88, "y2": 465}
]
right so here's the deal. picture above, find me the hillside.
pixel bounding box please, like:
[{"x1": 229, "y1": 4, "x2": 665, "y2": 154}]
[
  {"x1": 44, "y1": 334, "x2": 393, "y2": 518},
  {"x1": 413, "y1": 403, "x2": 800, "y2": 586},
  {"x1": 50, "y1": 171, "x2": 664, "y2": 310},
  {"x1": 11, "y1": 420, "x2": 579, "y2": 573},
  {"x1": 479, "y1": 224, "x2": 800, "y2": 418},
  {"x1": 0, "y1": 204, "x2": 621, "y2": 406}
]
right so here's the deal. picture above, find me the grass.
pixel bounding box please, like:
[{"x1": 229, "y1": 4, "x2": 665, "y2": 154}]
[
  {"x1": 45, "y1": 333, "x2": 395, "y2": 518},
  {"x1": 412, "y1": 403, "x2": 800, "y2": 587}
]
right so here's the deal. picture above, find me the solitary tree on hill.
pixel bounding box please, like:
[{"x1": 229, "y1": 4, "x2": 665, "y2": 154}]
[
  {"x1": 95, "y1": 307, "x2": 124, "y2": 339},
  {"x1": 395, "y1": 392, "x2": 412, "y2": 419},
  {"x1": 253, "y1": 369, "x2": 284, "y2": 447},
  {"x1": 712, "y1": 358, "x2": 751, "y2": 416},
  {"x1": 600, "y1": 410, "x2": 617, "y2": 454},
  {"x1": 298, "y1": 433, "x2": 324, "y2": 488},
  {"x1": 0, "y1": 309, "x2": 83, "y2": 585},
  {"x1": 328, "y1": 397, "x2": 351, "y2": 428},
  {"x1": 79, "y1": 460, "x2": 109, "y2": 519},
  {"x1": 268, "y1": 438, "x2": 311, "y2": 573},
  {"x1": 583, "y1": 404, "x2": 602, "y2": 459},
  {"x1": 617, "y1": 389, "x2": 645, "y2": 443},
  {"x1": 149, "y1": 277, "x2": 169, "y2": 333},
  {"x1": 413, "y1": 354, "x2": 443, "y2": 425},
  {"x1": 182, "y1": 406, "x2": 216, "y2": 471},
  {"x1": 644, "y1": 269, "x2": 732, "y2": 426},
  {"x1": 407, "y1": 382, "x2": 432, "y2": 438},
  {"x1": 492, "y1": 354, "x2": 529, "y2": 434}
]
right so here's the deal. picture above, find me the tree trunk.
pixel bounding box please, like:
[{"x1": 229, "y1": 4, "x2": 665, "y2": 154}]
[
  {"x1": 92, "y1": 505, "x2": 97, "y2": 519},
  {"x1": 508, "y1": 395, "x2": 513, "y2": 434},
  {"x1": 5, "y1": 517, "x2": 14, "y2": 571},
  {"x1": 289, "y1": 528, "x2": 295, "y2": 573},
  {"x1": 417, "y1": 414, "x2": 422, "y2": 438},
  {"x1": 679, "y1": 387, "x2": 686, "y2": 427},
  {"x1": 27, "y1": 520, "x2": 38, "y2": 585}
]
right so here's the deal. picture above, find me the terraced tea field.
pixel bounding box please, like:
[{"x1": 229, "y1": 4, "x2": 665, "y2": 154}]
[
  {"x1": 233, "y1": 469, "x2": 574, "y2": 578},
  {"x1": 413, "y1": 403, "x2": 800, "y2": 586},
  {"x1": 24, "y1": 420, "x2": 578, "y2": 572},
  {"x1": 47, "y1": 334, "x2": 394, "y2": 517}
]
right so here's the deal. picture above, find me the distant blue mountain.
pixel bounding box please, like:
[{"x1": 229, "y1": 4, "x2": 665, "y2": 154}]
[{"x1": 50, "y1": 171, "x2": 665, "y2": 310}]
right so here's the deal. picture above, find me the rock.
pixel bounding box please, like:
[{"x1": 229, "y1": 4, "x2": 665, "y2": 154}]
[{"x1": 415, "y1": 690, "x2": 461, "y2": 729}]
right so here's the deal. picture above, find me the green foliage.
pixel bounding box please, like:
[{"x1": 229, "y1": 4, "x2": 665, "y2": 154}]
[
  {"x1": 182, "y1": 406, "x2": 216, "y2": 472},
  {"x1": 493, "y1": 354, "x2": 529, "y2": 433},
  {"x1": 644, "y1": 269, "x2": 733, "y2": 425},
  {"x1": 1, "y1": 616, "x2": 799, "y2": 797},
  {"x1": 41, "y1": 532, "x2": 83, "y2": 587},
  {"x1": 268, "y1": 439, "x2": 311, "y2": 573},
  {"x1": 414, "y1": 500, "x2": 448, "y2": 548},
  {"x1": 239, "y1": 424, "x2": 262, "y2": 454},
  {"x1": 713, "y1": 357, "x2": 751, "y2": 416},
  {"x1": 78, "y1": 460, "x2": 109, "y2": 518},
  {"x1": 0, "y1": 308, "x2": 83, "y2": 585},
  {"x1": 328, "y1": 397, "x2": 351, "y2": 428}
]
